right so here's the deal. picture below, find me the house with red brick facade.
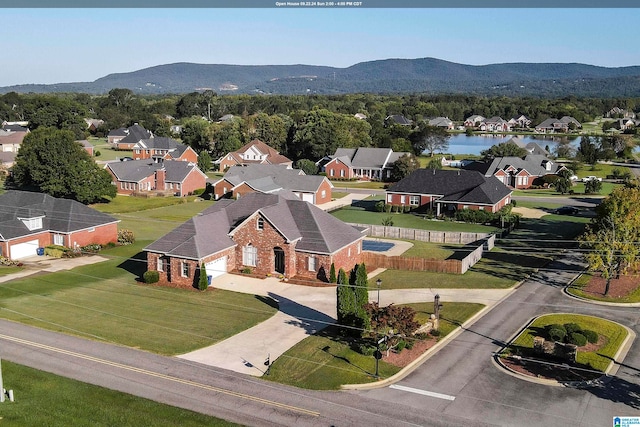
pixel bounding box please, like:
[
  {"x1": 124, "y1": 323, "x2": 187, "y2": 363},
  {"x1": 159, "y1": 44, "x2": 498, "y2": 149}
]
[
  {"x1": 105, "y1": 159, "x2": 207, "y2": 197},
  {"x1": 320, "y1": 147, "x2": 410, "y2": 181},
  {"x1": 463, "y1": 154, "x2": 566, "y2": 189},
  {"x1": 0, "y1": 190, "x2": 119, "y2": 260},
  {"x1": 132, "y1": 137, "x2": 198, "y2": 163},
  {"x1": 145, "y1": 193, "x2": 367, "y2": 287},
  {"x1": 215, "y1": 139, "x2": 292, "y2": 171},
  {"x1": 386, "y1": 169, "x2": 512, "y2": 216},
  {"x1": 107, "y1": 124, "x2": 152, "y2": 150},
  {"x1": 212, "y1": 164, "x2": 333, "y2": 205}
]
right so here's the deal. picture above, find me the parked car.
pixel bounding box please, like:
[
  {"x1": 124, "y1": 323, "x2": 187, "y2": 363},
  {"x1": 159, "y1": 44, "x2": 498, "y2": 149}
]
[
  {"x1": 581, "y1": 176, "x2": 602, "y2": 182},
  {"x1": 569, "y1": 175, "x2": 579, "y2": 181},
  {"x1": 120, "y1": 156, "x2": 134, "y2": 162},
  {"x1": 554, "y1": 206, "x2": 579, "y2": 215}
]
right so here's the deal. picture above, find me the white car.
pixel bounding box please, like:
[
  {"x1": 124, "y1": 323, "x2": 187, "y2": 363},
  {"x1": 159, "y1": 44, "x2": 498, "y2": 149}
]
[{"x1": 581, "y1": 176, "x2": 602, "y2": 182}]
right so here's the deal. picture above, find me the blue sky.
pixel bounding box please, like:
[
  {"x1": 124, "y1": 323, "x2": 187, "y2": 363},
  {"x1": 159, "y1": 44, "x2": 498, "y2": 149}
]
[{"x1": 2, "y1": 8, "x2": 639, "y2": 86}]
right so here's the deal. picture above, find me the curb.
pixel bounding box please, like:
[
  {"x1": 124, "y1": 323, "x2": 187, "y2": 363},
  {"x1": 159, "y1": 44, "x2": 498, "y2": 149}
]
[
  {"x1": 563, "y1": 273, "x2": 640, "y2": 307},
  {"x1": 341, "y1": 285, "x2": 519, "y2": 391}
]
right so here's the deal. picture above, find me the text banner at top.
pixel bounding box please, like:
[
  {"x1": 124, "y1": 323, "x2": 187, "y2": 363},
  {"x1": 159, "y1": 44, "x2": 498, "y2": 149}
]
[{"x1": 1, "y1": 0, "x2": 638, "y2": 7}]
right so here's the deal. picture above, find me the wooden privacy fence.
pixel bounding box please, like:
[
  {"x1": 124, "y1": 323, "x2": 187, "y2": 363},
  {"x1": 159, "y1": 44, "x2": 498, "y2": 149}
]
[
  {"x1": 360, "y1": 229, "x2": 496, "y2": 275},
  {"x1": 349, "y1": 223, "x2": 491, "y2": 245}
]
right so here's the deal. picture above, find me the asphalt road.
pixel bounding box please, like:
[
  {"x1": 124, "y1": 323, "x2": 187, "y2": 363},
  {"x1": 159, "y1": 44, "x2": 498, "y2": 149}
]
[{"x1": 1, "y1": 253, "x2": 638, "y2": 426}]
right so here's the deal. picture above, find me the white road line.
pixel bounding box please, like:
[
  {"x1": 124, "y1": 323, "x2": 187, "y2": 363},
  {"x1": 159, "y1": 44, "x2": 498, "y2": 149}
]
[{"x1": 389, "y1": 384, "x2": 456, "y2": 401}]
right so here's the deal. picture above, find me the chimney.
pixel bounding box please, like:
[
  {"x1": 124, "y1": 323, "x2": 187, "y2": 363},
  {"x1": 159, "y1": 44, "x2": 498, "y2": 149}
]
[{"x1": 155, "y1": 168, "x2": 166, "y2": 190}]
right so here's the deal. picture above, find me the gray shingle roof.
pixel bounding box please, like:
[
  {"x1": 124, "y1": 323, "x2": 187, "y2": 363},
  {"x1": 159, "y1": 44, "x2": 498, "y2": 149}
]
[
  {"x1": 145, "y1": 193, "x2": 364, "y2": 260},
  {"x1": 106, "y1": 159, "x2": 199, "y2": 183},
  {"x1": 222, "y1": 164, "x2": 328, "y2": 193},
  {"x1": 464, "y1": 154, "x2": 560, "y2": 177},
  {"x1": 0, "y1": 190, "x2": 118, "y2": 241}
]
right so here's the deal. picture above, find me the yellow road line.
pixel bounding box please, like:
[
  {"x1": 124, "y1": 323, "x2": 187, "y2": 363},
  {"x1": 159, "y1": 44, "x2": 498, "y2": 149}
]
[{"x1": 0, "y1": 333, "x2": 319, "y2": 417}]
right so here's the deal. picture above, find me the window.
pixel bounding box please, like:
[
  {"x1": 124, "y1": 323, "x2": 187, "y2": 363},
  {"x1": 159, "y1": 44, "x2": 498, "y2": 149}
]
[
  {"x1": 321, "y1": 190, "x2": 326, "y2": 198},
  {"x1": 387, "y1": 194, "x2": 392, "y2": 203},
  {"x1": 53, "y1": 234, "x2": 64, "y2": 246},
  {"x1": 479, "y1": 206, "x2": 484, "y2": 211},
  {"x1": 308, "y1": 256, "x2": 316, "y2": 272},
  {"x1": 181, "y1": 262, "x2": 190, "y2": 278},
  {"x1": 257, "y1": 217, "x2": 264, "y2": 230},
  {"x1": 329, "y1": 168, "x2": 334, "y2": 177},
  {"x1": 348, "y1": 247, "x2": 351, "y2": 257},
  {"x1": 19, "y1": 217, "x2": 43, "y2": 231},
  {"x1": 340, "y1": 169, "x2": 345, "y2": 177},
  {"x1": 243, "y1": 244, "x2": 257, "y2": 267},
  {"x1": 88, "y1": 227, "x2": 95, "y2": 233},
  {"x1": 409, "y1": 196, "x2": 420, "y2": 206},
  {"x1": 400, "y1": 195, "x2": 406, "y2": 204},
  {"x1": 357, "y1": 242, "x2": 361, "y2": 254},
  {"x1": 157, "y1": 257, "x2": 164, "y2": 272}
]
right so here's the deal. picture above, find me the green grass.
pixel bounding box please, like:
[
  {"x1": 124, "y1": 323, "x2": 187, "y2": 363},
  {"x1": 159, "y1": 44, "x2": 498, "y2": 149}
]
[
  {"x1": 513, "y1": 181, "x2": 619, "y2": 197},
  {"x1": 0, "y1": 242, "x2": 277, "y2": 355},
  {"x1": 329, "y1": 180, "x2": 387, "y2": 190},
  {"x1": 331, "y1": 191, "x2": 350, "y2": 199},
  {"x1": 0, "y1": 361, "x2": 237, "y2": 427},
  {"x1": 265, "y1": 327, "x2": 401, "y2": 390},
  {"x1": 0, "y1": 266, "x2": 24, "y2": 276},
  {"x1": 499, "y1": 214, "x2": 590, "y2": 251},
  {"x1": 401, "y1": 302, "x2": 485, "y2": 336},
  {"x1": 91, "y1": 195, "x2": 213, "y2": 214},
  {"x1": 266, "y1": 302, "x2": 483, "y2": 390},
  {"x1": 331, "y1": 208, "x2": 497, "y2": 233},
  {"x1": 372, "y1": 247, "x2": 548, "y2": 290},
  {"x1": 567, "y1": 273, "x2": 640, "y2": 303},
  {"x1": 400, "y1": 240, "x2": 460, "y2": 259},
  {"x1": 507, "y1": 314, "x2": 628, "y2": 372}
]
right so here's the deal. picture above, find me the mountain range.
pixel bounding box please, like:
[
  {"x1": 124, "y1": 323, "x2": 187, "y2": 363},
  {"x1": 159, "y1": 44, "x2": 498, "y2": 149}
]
[{"x1": 3, "y1": 57, "x2": 640, "y2": 97}]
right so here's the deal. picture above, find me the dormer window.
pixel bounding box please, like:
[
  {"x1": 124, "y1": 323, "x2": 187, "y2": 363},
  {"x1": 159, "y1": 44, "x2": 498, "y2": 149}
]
[
  {"x1": 257, "y1": 217, "x2": 264, "y2": 230},
  {"x1": 19, "y1": 216, "x2": 44, "y2": 231}
]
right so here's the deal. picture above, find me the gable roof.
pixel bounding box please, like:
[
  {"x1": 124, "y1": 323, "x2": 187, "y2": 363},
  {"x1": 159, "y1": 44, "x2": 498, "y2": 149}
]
[
  {"x1": 463, "y1": 154, "x2": 560, "y2": 177},
  {"x1": 106, "y1": 159, "x2": 202, "y2": 183},
  {"x1": 222, "y1": 164, "x2": 329, "y2": 194},
  {"x1": 219, "y1": 139, "x2": 292, "y2": 165},
  {"x1": 145, "y1": 193, "x2": 365, "y2": 260},
  {"x1": 387, "y1": 169, "x2": 511, "y2": 205},
  {"x1": 111, "y1": 124, "x2": 152, "y2": 144},
  {"x1": 329, "y1": 147, "x2": 410, "y2": 170},
  {"x1": 0, "y1": 190, "x2": 119, "y2": 240}
]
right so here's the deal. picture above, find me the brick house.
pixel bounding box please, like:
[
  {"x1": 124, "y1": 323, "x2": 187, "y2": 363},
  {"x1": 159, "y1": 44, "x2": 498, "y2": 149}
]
[
  {"x1": 463, "y1": 154, "x2": 566, "y2": 189},
  {"x1": 320, "y1": 147, "x2": 410, "y2": 181},
  {"x1": 105, "y1": 159, "x2": 207, "y2": 196},
  {"x1": 215, "y1": 139, "x2": 292, "y2": 171},
  {"x1": 0, "y1": 190, "x2": 119, "y2": 259},
  {"x1": 534, "y1": 116, "x2": 582, "y2": 133},
  {"x1": 132, "y1": 137, "x2": 198, "y2": 163},
  {"x1": 145, "y1": 193, "x2": 367, "y2": 287},
  {"x1": 107, "y1": 124, "x2": 152, "y2": 150},
  {"x1": 212, "y1": 164, "x2": 333, "y2": 205},
  {"x1": 480, "y1": 116, "x2": 511, "y2": 132},
  {"x1": 386, "y1": 169, "x2": 512, "y2": 216}
]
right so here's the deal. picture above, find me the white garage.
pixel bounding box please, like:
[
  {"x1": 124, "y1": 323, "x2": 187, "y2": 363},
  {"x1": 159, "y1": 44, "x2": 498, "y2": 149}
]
[
  {"x1": 205, "y1": 256, "x2": 227, "y2": 279},
  {"x1": 10, "y1": 240, "x2": 39, "y2": 260},
  {"x1": 300, "y1": 193, "x2": 314, "y2": 204}
]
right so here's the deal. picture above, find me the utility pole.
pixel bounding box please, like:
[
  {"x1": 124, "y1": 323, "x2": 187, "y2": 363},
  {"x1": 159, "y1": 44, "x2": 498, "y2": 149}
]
[{"x1": 0, "y1": 358, "x2": 4, "y2": 403}]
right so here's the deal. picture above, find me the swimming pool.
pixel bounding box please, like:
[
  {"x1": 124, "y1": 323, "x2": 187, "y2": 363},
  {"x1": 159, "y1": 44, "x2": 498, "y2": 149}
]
[{"x1": 362, "y1": 240, "x2": 395, "y2": 252}]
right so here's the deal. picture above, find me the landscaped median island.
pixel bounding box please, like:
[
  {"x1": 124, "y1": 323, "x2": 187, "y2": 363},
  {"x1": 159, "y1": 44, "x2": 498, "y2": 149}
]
[
  {"x1": 498, "y1": 314, "x2": 630, "y2": 383},
  {"x1": 263, "y1": 302, "x2": 484, "y2": 390}
]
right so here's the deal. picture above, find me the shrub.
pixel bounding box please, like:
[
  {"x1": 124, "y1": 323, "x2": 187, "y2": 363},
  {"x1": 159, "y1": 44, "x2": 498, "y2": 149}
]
[
  {"x1": 143, "y1": 270, "x2": 159, "y2": 284},
  {"x1": 95, "y1": 150, "x2": 101, "y2": 157},
  {"x1": 197, "y1": 263, "x2": 209, "y2": 291},
  {"x1": 381, "y1": 216, "x2": 394, "y2": 226},
  {"x1": 582, "y1": 329, "x2": 599, "y2": 344},
  {"x1": 563, "y1": 323, "x2": 582, "y2": 335},
  {"x1": 430, "y1": 329, "x2": 441, "y2": 337},
  {"x1": 375, "y1": 200, "x2": 385, "y2": 212},
  {"x1": 118, "y1": 229, "x2": 135, "y2": 245},
  {"x1": 548, "y1": 327, "x2": 566, "y2": 342},
  {"x1": 81, "y1": 244, "x2": 102, "y2": 254},
  {"x1": 192, "y1": 188, "x2": 206, "y2": 196},
  {"x1": 44, "y1": 245, "x2": 66, "y2": 258},
  {"x1": 568, "y1": 332, "x2": 587, "y2": 347},
  {"x1": 396, "y1": 340, "x2": 406, "y2": 352},
  {"x1": 240, "y1": 267, "x2": 252, "y2": 274},
  {"x1": 358, "y1": 344, "x2": 376, "y2": 356},
  {"x1": 403, "y1": 205, "x2": 411, "y2": 213},
  {"x1": 384, "y1": 204, "x2": 392, "y2": 213},
  {"x1": 546, "y1": 324, "x2": 566, "y2": 333},
  {"x1": 405, "y1": 339, "x2": 415, "y2": 350}
]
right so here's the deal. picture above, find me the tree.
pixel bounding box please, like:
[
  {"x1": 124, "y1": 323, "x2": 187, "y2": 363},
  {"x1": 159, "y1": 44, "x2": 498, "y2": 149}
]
[
  {"x1": 409, "y1": 124, "x2": 450, "y2": 156},
  {"x1": 390, "y1": 153, "x2": 419, "y2": 181},
  {"x1": 426, "y1": 158, "x2": 443, "y2": 170},
  {"x1": 294, "y1": 159, "x2": 319, "y2": 175},
  {"x1": 182, "y1": 119, "x2": 212, "y2": 153},
  {"x1": 336, "y1": 268, "x2": 355, "y2": 326},
  {"x1": 480, "y1": 142, "x2": 527, "y2": 160},
  {"x1": 352, "y1": 263, "x2": 370, "y2": 334},
  {"x1": 10, "y1": 128, "x2": 116, "y2": 204},
  {"x1": 554, "y1": 169, "x2": 573, "y2": 194},
  {"x1": 329, "y1": 263, "x2": 337, "y2": 284},
  {"x1": 198, "y1": 263, "x2": 209, "y2": 291},
  {"x1": 584, "y1": 178, "x2": 602, "y2": 194},
  {"x1": 577, "y1": 136, "x2": 598, "y2": 165},
  {"x1": 198, "y1": 150, "x2": 212, "y2": 173},
  {"x1": 578, "y1": 186, "x2": 640, "y2": 295}
]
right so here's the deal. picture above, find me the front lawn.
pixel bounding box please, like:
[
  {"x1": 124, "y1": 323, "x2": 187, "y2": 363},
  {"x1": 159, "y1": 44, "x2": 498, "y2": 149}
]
[
  {"x1": 505, "y1": 314, "x2": 628, "y2": 372},
  {"x1": 1, "y1": 361, "x2": 237, "y2": 427},
  {"x1": 266, "y1": 302, "x2": 483, "y2": 389},
  {"x1": 91, "y1": 194, "x2": 213, "y2": 214},
  {"x1": 329, "y1": 180, "x2": 387, "y2": 190},
  {"x1": 331, "y1": 208, "x2": 497, "y2": 233},
  {"x1": 0, "y1": 242, "x2": 277, "y2": 355},
  {"x1": 512, "y1": 181, "x2": 619, "y2": 197}
]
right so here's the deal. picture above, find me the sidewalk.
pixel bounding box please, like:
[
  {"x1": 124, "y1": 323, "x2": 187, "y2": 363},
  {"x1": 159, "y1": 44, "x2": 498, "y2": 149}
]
[
  {"x1": 319, "y1": 192, "x2": 371, "y2": 212},
  {"x1": 178, "y1": 272, "x2": 513, "y2": 376}
]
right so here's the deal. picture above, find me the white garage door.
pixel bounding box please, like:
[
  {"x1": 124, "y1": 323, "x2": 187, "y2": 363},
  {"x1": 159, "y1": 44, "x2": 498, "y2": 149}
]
[
  {"x1": 205, "y1": 257, "x2": 227, "y2": 279},
  {"x1": 301, "y1": 193, "x2": 314, "y2": 203},
  {"x1": 11, "y1": 240, "x2": 39, "y2": 260}
]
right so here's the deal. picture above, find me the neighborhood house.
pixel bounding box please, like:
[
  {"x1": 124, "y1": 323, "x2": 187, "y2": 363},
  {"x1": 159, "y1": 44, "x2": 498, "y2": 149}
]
[
  {"x1": 463, "y1": 154, "x2": 565, "y2": 189},
  {"x1": 319, "y1": 147, "x2": 410, "y2": 181},
  {"x1": 216, "y1": 139, "x2": 293, "y2": 171},
  {"x1": 145, "y1": 193, "x2": 367, "y2": 287},
  {"x1": 0, "y1": 190, "x2": 119, "y2": 260}
]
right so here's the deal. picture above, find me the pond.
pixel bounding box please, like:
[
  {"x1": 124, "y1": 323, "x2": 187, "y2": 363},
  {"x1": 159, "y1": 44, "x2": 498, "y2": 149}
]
[{"x1": 440, "y1": 133, "x2": 582, "y2": 156}]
